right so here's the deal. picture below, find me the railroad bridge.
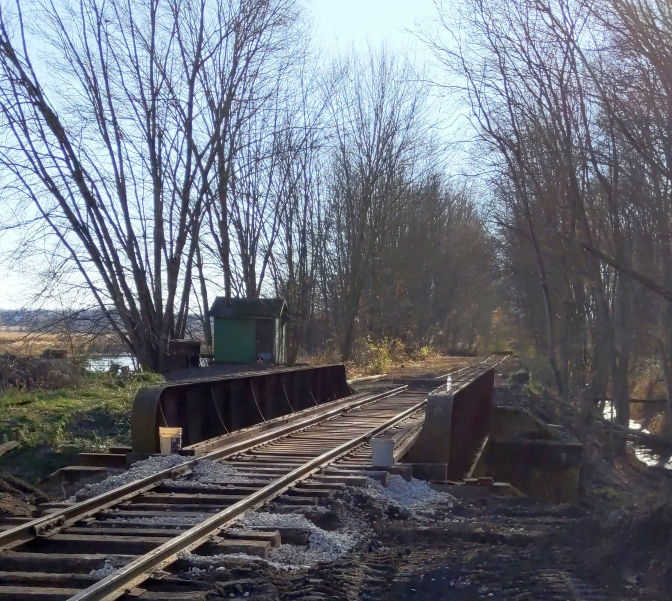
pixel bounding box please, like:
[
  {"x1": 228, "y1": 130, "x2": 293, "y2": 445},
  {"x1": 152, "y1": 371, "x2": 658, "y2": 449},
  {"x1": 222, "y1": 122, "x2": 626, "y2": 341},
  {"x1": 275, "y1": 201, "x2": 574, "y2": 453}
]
[{"x1": 0, "y1": 355, "x2": 582, "y2": 600}]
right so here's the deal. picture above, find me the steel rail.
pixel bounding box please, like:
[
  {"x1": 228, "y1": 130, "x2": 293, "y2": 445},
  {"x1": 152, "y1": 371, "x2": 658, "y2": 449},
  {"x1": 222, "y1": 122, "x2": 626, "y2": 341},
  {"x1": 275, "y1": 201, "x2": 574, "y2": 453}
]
[
  {"x1": 0, "y1": 385, "x2": 408, "y2": 550},
  {"x1": 436, "y1": 354, "x2": 508, "y2": 386},
  {"x1": 68, "y1": 394, "x2": 430, "y2": 601}
]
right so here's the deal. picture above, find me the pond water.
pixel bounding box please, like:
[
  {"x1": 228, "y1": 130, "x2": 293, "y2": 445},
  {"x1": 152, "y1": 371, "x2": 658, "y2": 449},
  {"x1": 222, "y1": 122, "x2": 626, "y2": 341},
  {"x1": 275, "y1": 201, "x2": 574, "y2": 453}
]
[
  {"x1": 86, "y1": 354, "x2": 137, "y2": 372},
  {"x1": 603, "y1": 400, "x2": 672, "y2": 469}
]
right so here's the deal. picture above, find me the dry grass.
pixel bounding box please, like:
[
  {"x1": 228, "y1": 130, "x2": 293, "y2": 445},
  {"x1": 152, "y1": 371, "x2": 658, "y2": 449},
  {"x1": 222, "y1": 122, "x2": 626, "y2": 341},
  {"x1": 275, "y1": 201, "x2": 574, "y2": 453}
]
[
  {"x1": 299, "y1": 338, "x2": 475, "y2": 380},
  {"x1": 0, "y1": 329, "x2": 123, "y2": 357},
  {"x1": 345, "y1": 354, "x2": 474, "y2": 380}
]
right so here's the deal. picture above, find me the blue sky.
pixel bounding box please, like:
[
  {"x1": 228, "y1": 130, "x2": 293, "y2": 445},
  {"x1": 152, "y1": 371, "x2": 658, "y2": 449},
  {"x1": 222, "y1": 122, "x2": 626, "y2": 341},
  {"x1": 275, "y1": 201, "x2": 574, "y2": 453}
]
[{"x1": 0, "y1": 0, "x2": 456, "y2": 311}]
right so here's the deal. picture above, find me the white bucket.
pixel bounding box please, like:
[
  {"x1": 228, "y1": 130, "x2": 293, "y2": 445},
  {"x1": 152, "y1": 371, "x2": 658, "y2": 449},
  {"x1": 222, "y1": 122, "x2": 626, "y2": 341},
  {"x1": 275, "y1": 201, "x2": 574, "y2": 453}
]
[
  {"x1": 371, "y1": 436, "x2": 395, "y2": 467},
  {"x1": 159, "y1": 426, "x2": 183, "y2": 455}
]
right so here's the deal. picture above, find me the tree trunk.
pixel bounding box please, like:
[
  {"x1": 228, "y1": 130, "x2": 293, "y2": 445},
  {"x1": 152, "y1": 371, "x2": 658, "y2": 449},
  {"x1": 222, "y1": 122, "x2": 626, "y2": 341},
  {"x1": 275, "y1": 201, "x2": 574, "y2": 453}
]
[{"x1": 195, "y1": 245, "x2": 212, "y2": 351}]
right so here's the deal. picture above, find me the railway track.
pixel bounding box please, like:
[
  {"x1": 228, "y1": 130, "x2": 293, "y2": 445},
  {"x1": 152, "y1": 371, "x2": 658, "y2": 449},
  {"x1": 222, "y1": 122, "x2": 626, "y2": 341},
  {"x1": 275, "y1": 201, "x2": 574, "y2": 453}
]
[{"x1": 0, "y1": 357, "x2": 501, "y2": 601}]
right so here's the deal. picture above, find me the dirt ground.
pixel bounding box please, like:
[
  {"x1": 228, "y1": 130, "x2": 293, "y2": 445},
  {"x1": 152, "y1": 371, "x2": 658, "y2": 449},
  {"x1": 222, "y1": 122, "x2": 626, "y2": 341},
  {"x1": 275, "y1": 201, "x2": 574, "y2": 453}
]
[
  {"x1": 188, "y1": 478, "x2": 623, "y2": 601},
  {"x1": 365, "y1": 355, "x2": 474, "y2": 379},
  {"x1": 193, "y1": 357, "x2": 672, "y2": 600},
  {"x1": 0, "y1": 472, "x2": 45, "y2": 517}
]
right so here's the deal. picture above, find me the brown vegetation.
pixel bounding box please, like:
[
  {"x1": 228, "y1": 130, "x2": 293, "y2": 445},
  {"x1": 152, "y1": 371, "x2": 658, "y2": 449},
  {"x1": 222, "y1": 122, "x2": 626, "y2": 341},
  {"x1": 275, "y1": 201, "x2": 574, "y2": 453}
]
[{"x1": 0, "y1": 329, "x2": 124, "y2": 358}]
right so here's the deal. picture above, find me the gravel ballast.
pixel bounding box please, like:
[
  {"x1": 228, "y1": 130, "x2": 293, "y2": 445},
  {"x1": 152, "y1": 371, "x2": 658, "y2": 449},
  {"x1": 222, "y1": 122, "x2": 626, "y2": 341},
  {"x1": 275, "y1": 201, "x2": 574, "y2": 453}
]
[
  {"x1": 185, "y1": 510, "x2": 362, "y2": 571},
  {"x1": 72, "y1": 456, "x2": 253, "y2": 501},
  {"x1": 181, "y1": 475, "x2": 455, "y2": 574},
  {"x1": 71, "y1": 454, "x2": 189, "y2": 500},
  {"x1": 189, "y1": 460, "x2": 253, "y2": 485},
  {"x1": 363, "y1": 475, "x2": 454, "y2": 509}
]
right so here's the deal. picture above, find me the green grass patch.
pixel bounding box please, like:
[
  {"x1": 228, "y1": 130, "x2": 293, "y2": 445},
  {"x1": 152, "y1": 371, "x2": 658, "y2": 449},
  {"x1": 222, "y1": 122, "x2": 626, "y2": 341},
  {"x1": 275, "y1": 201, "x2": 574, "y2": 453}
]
[{"x1": 0, "y1": 371, "x2": 163, "y2": 482}]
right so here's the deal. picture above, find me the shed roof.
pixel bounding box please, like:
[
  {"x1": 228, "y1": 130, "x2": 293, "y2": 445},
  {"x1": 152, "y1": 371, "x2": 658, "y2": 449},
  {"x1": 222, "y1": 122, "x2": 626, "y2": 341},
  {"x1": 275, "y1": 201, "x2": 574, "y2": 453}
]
[{"x1": 209, "y1": 297, "x2": 288, "y2": 320}]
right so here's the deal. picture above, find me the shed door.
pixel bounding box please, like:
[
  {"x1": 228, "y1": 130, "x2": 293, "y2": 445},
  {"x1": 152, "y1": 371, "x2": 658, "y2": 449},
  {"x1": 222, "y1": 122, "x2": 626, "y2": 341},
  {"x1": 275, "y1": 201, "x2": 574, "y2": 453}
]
[
  {"x1": 214, "y1": 319, "x2": 256, "y2": 363},
  {"x1": 255, "y1": 319, "x2": 274, "y2": 360}
]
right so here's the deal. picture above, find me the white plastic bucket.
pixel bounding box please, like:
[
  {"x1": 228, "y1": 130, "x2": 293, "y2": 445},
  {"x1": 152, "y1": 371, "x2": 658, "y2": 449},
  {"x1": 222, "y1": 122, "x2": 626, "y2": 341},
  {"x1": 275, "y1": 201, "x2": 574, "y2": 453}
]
[
  {"x1": 159, "y1": 426, "x2": 183, "y2": 455},
  {"x1": 371, "y1": 436, "x2": 394, "y2": 467}
]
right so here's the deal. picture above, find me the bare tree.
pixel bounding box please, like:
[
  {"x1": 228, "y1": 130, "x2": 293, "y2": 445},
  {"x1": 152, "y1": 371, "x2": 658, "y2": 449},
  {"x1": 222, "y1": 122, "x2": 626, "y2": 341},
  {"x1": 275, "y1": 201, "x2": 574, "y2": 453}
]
[
  {"x1": 323, "y1": 51, "x2": 428, "y2": 360},
  {"x1": 269, "y1": 66, "x2": 330, "y2": 363},
  {"x1": 196, "y1": 0, "x2": 302, "y2": 299},
  {"x1": 0, "y1": 0, "x2": 303, "y2": 369},
  {"x1": 428, "y1": 0, "x2": 644, "y2": 428}
]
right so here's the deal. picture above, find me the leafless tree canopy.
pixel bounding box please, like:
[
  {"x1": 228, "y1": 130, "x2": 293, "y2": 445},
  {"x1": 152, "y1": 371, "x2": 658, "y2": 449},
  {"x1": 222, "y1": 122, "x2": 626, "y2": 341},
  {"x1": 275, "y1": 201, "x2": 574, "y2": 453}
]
[
  {"x1": 426, "y1": 0, "x2": 672, "y2": 436},
  {"x1": 6, "y1": 0, "x2": 672, "y2": 442},
  {"x1": 0, "y1": 0, "x2": 496, "y2": 373},
  {"x1": 6, "y1": 0, "x2": 672, "y2": 437},
  {"x1": 0, "y1": 0, "x2": 301, "y2": 370}
]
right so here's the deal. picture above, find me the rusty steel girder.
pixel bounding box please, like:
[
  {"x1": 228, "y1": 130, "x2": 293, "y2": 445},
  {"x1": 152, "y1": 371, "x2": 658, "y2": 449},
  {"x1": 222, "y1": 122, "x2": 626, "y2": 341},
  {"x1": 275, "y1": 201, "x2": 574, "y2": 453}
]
[
  {"x1": 403, "y1": 364, "x2": 497, "y2": 479},
  {"x1": 131, "y1": 364, "x2": 352, "y2": 454}
]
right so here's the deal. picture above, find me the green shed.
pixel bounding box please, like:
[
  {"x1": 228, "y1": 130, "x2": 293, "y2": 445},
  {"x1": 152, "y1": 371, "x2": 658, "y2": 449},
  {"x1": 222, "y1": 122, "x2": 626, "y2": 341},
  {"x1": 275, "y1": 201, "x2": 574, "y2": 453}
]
[{"x1": 209, "y1": 297, "x2": 288, "y2": 364}]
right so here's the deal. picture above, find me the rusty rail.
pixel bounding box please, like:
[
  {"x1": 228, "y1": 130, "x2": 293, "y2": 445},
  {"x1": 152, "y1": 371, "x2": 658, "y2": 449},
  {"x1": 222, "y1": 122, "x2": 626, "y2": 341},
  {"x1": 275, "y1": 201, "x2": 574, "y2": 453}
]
[
  {"x1": 69, "y1": 395, "x2": 429, "y2": 601},
  {"x1": 0, "y1": 385, "x2": 406, "y2": 551}
]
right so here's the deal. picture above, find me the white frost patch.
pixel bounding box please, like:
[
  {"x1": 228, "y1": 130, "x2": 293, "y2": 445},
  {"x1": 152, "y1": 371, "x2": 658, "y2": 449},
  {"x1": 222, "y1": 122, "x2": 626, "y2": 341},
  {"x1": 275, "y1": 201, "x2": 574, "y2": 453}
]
[
  {"x1": 364, "y1": 475, "x2": 453, "y2": 508},
  {"x1": 71, "y1": 454, "x2": 189, "y2": 500}
]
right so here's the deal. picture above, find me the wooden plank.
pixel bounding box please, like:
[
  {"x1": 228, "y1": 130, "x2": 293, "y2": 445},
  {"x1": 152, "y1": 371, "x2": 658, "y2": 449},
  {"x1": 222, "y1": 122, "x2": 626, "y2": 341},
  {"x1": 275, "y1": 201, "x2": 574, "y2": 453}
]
[
  {"x1": 30, "y1": 533, "x2": 169, "y2": 554},
  {"x1": 156, "y1": 482, "x2": 272, "y2": 495},
  {"x1": 270, "y1": 503, "x2": 320, "y2": 515},
  {"x1": 0, "y1": 551, "x2": 133, "y2": 573},
  {"x1": 63, "y1": 527, "x2": 185, "y2": 538},
  {"x1": 310, "y1": 474, "x2": 367, "y2": 486},
  {"x1": 127, "y1": 590, "x2": 209, "y2": 600},
  {"x1": 86, "y1": 519, "x2": 196, "y2": 530},
  {"x1": 223, "y1": 461, "x2": 298, "y2": 469},
  {"x1": 0, "y1": 517, "x2": 35, "y2": 526},
  {"x1": 325, "y1": 468, "x2": 389, "y2": 485},
  {"x1": 108, "y1": 446, "x2": 132, "y2": 454},
  {"x1": 0, "y1": 585, "x2": 81, "y2": 600},
  {"x1": 255, "y1": 527, "x2": 309, "y2": 545},
  {"x1": 116, "y1": 503, "x2": 228, "y2": 512},
  {"x1": 285, "y1": 487, "x2": 333, "y2": 498},
  {"x1": 99, "y1": 510, "x2": 217, "y2": 520},
  {"x1": 136, "y1": 493, "x2": 246, "y2": 505},
  {"x1": 294, "y1": 481, "x2": 345, "y2": 492},
  {"x1": 0, "y1": 571, "x2": 96, "y2": 586},
  {"x1": 198, "y1": 538, "x2": 270, "y2": 557},
  {"x1": 223, "y1": 529, "x2": 280, "y2": 547},
  {"x1": 275, "y1": 495, "x2": 318, "y2": 505}
]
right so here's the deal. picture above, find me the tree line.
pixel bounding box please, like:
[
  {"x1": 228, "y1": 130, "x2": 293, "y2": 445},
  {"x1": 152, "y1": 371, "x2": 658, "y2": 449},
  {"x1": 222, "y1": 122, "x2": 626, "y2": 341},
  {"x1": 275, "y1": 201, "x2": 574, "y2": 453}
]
[
  {"x1": 7, "y1": 0, "x2": 672, "y2": 442},
  {"x1": 0, "y1": 0, "x2": 495, "y2": 371},
  {"x1": 432, "y1": 0, "x2": 672, "y2": 433}
]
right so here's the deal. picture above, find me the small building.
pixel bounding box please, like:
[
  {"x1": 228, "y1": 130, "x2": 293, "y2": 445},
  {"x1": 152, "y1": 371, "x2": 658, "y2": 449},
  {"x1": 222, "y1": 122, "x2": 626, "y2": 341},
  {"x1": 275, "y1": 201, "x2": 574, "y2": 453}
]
[
  {"x1": 209, "y1": 297, "x2": 288, "y2": 364},
  {"x1": 164, "y1": 339, "x2": 201, "y2": 372}
]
